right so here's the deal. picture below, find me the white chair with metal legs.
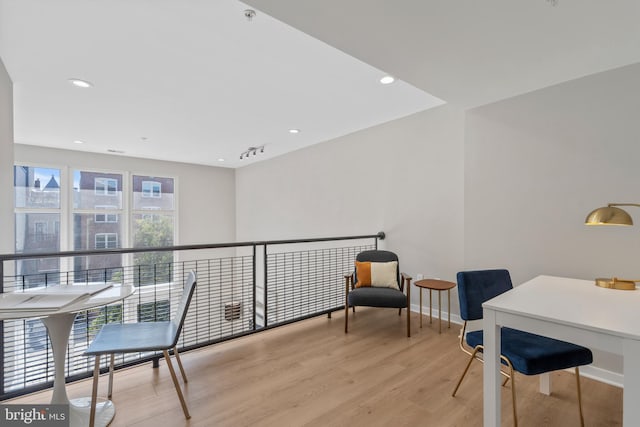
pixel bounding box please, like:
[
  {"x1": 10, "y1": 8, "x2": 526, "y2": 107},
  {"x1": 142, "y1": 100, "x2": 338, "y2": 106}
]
[{"x1": 85, "y1": 271, "x2": 196, "y2": 427}]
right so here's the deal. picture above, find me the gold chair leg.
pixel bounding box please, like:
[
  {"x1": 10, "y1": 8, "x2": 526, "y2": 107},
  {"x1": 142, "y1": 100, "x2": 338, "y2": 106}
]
[
  {"x1": 89, "y1": 355, "x2": 101, "y2": 427},
  {"x1": 108, "y1": 353, "x2": 114, "y2": 399},
  {"x1": 576, "y1": 367, "x2": 585, "y2": 427},
  {"x1": 452, "y1": 347, "x2": 481, "y2": 396},
  {"x1": 174, "y1": 346, "x2": 188, "y2": 383},
  {"x1": 509, "y1": 364, "x2": 517, "y2": 427},
  {"x1": 502, "y1": 375, "x2": 510, "y2": 387},
  {"x1": 163, "y1": 350, "x2": 191, "y2": 419}
]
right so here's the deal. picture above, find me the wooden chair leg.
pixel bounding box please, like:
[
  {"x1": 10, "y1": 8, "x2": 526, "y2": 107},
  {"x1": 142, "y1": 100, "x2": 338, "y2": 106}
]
[
  {"x1": 344, "y1": 305, "x2": 349, "y2": 333},
  {"x1": 108, "y1": 353, "x2": 114, "y2": 399},
  {"x1": 163, "y1": 350, "x2": 191, "y2": 419},
  {"x1": 344, "y1": 276, "x2": 349, "y2": 333},
  {"x1": 406, "y1": 279, "x2": 411, "y2": 337},
  {"x1": 576, "y1": 367, "x2": 585, "y2": 427},
  {"x1": 452, "y1": 347, "x2": 480, "y2": 396},
  {"x1": 406, "y1": 308, "x2": 411, "y2": 337},
  {"x1": 174, "y1": 346, "x2": 188, "y2": 383},
  {"x1": 89, "y1": 355, "x2": 101, "y2": 427}
]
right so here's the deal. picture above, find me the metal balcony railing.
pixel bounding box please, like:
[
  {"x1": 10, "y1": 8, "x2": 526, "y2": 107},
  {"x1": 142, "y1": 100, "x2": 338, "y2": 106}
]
[{"x1": 0, "y1": 232, "x2": 384, "y2": 400}]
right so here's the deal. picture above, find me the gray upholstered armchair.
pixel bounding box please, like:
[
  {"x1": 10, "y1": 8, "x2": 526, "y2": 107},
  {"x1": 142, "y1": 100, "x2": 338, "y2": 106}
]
[{"x1": 344, "y1": 250, "x2": 412, "y2": 337}]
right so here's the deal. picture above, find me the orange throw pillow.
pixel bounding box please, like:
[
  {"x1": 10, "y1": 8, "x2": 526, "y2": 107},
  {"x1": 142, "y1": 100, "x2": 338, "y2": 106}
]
[{"x1": 354, "y1": 261, "x2": 398, "y2": 290}]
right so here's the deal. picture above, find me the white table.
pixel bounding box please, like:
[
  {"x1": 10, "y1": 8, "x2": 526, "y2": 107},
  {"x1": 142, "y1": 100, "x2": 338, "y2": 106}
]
[
  {"x1": 0, "y1": 285, "x2": 134, "y2": 427},
  {"x1": 482, "y1": 275, "x2": 640, "y2": 426}
]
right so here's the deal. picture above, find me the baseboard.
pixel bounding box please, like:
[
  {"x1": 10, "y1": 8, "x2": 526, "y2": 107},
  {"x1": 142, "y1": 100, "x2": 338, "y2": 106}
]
[
  {"x1": 410, "y1": 302, "x2": 464, "y2": 327},
  {"x1": 409, "y1": 304, "x2": 624, "y2": 388},
  {"x1": 578, "y1": 365, "x2": 623, "y2": 388}
]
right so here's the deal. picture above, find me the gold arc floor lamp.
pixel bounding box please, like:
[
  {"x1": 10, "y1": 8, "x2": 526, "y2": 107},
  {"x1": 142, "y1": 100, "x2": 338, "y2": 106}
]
[{"x1": 585, "y1": 203, "x2": 640, "y2": 290}]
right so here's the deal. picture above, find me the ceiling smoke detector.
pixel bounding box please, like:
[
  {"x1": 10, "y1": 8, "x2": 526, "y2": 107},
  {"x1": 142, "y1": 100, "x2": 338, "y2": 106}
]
[{"x1": 244, "y1": 9, "x2": 256, "y2": 21}]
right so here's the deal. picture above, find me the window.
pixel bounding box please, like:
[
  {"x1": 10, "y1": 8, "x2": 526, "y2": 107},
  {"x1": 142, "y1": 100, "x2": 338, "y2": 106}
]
[
  {"x1": 95, "y1": 213, "x2": 118, "y2": 223},
  {"x1": 142, "y1": 181, "x2": 161, "y2": 198},
  {"x1": 133, "y1": 175, "x2": 173, "y2": 211},
  {"x1": 34, "y1": 222, "x2": 47, "y2": 241},
  {"x1": 133, "y1": 175, "x2": 175, "y2": 286},
  {"x1": 11, "y1": 164, "x2": 178, "y2": 399},
  {"x1": 94, "y1": 205, "x2": 118, "y2": 223},
  {"x1": 95, "y1": 233, "x2": 118, "y2": 249},
  {"x1": 14, "y1": 166, "x2": 61, "y2": 288},
  {"x1": 74, "y1": 171, "x2": 124, "y2": 281},
  {"x1": 94, "y1": 178, "x2": 118, "y2": 195}
]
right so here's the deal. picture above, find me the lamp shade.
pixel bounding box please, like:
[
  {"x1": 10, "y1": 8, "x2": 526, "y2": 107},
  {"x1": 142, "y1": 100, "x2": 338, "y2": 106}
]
[{"x1": 585, "y1": 206, "x2": 633, "y2": 226}]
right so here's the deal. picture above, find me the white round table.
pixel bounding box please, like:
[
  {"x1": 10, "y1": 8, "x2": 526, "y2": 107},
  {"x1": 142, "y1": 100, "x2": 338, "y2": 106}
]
[{"x1": 0, "y1": 285, "x2": 135, "y2": 427}]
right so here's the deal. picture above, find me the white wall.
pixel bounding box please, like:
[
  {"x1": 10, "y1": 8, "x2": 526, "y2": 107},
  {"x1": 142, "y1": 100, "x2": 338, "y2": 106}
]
[
  {"x1": 14, "y1": 145, "x2": 237, "y2": 246},
  {"x1": 0, "y1": 59, "x2": 13, "y2": 255},
  {"x1": 464, "y1": 63, "x2": 640, "y2": 375},
  {"x1": 464, "y1": 63, "x2": 640, "y2": 287},
  {"x1": 236, "y1": 105, "x2": 466, "y2": 307}
]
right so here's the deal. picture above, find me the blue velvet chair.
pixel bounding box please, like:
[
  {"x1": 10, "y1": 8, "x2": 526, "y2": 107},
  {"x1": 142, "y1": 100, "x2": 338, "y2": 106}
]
[
  {"x1": 451, "y1": 269, "x2": 592, "y2": 426},
  {"x1": 85, "y1": 271, "x2": 197, "y2": 427},
  {"x1": 344, "y1": 250, "x2": 412, "y2": 337}
]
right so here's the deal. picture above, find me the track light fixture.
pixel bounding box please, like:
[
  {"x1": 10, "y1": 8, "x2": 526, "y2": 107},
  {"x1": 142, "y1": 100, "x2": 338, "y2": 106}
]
[{"x1": 239, "y1": 145, "x2": 265, "y2": 160}]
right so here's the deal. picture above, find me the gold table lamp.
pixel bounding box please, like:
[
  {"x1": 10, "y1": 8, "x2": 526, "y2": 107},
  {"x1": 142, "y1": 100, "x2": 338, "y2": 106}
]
[{"x1": 585, "y1": 203, "x2": 640, "y2": 290}]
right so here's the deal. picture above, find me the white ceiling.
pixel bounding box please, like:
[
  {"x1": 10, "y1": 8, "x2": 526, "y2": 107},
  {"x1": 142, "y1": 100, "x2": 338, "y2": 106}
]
[
  {"x1": 0, "y1": 0, "x2": 442, "y2": 168},
  {"x1": 2, "y1": 1, "x2": 640, "y2": 169},
  {"x1": 246, "y1": 0, "x2": 640, "y2": 109}
]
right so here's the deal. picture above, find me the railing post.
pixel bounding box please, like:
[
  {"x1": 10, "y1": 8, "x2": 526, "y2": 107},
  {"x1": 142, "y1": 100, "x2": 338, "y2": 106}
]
[
  {"x1": 263, "y1": 244, "x2": 268, "y2": 328},
  {"x1": 252, "y1": 245, "x2": 256, "y2": 331},
  {"x1": 0, "y1": 260, "x2": 4, "y2": 397}
]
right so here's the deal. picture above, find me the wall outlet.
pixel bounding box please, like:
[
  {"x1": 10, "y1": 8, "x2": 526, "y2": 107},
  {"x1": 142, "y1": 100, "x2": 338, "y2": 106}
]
[{"x1": 416, "y1": 273, "x2": 424, "y2": 280}]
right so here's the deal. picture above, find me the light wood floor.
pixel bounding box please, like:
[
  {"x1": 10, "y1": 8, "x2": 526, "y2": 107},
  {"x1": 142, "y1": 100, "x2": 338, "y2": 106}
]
[{"x1": 9, "y1": 308, "x2": 622, "y2": 426}]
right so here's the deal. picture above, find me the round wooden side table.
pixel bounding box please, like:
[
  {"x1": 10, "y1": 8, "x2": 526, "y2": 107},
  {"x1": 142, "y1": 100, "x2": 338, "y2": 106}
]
[{"x1": 414, "y1": 279, "x2": 456, "y2": 333}]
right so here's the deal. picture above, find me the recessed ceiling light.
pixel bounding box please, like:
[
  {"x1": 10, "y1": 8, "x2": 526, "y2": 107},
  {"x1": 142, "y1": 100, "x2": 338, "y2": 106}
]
[
  {"x1": 288, "y1": 129, "x2": 300, "y2": 134},
  {"x1": 73, "y1": 140, "x2": 85, "y2": 144},
  {"x1": 380, "y1": 75, "x2": 395, "y2": 85},
  {"x1": 217, "y1": 158, "x2": 225, "y2": 162},
  {"x1": 68, "y1": 78, "x2": 93, "y2": 88}
]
